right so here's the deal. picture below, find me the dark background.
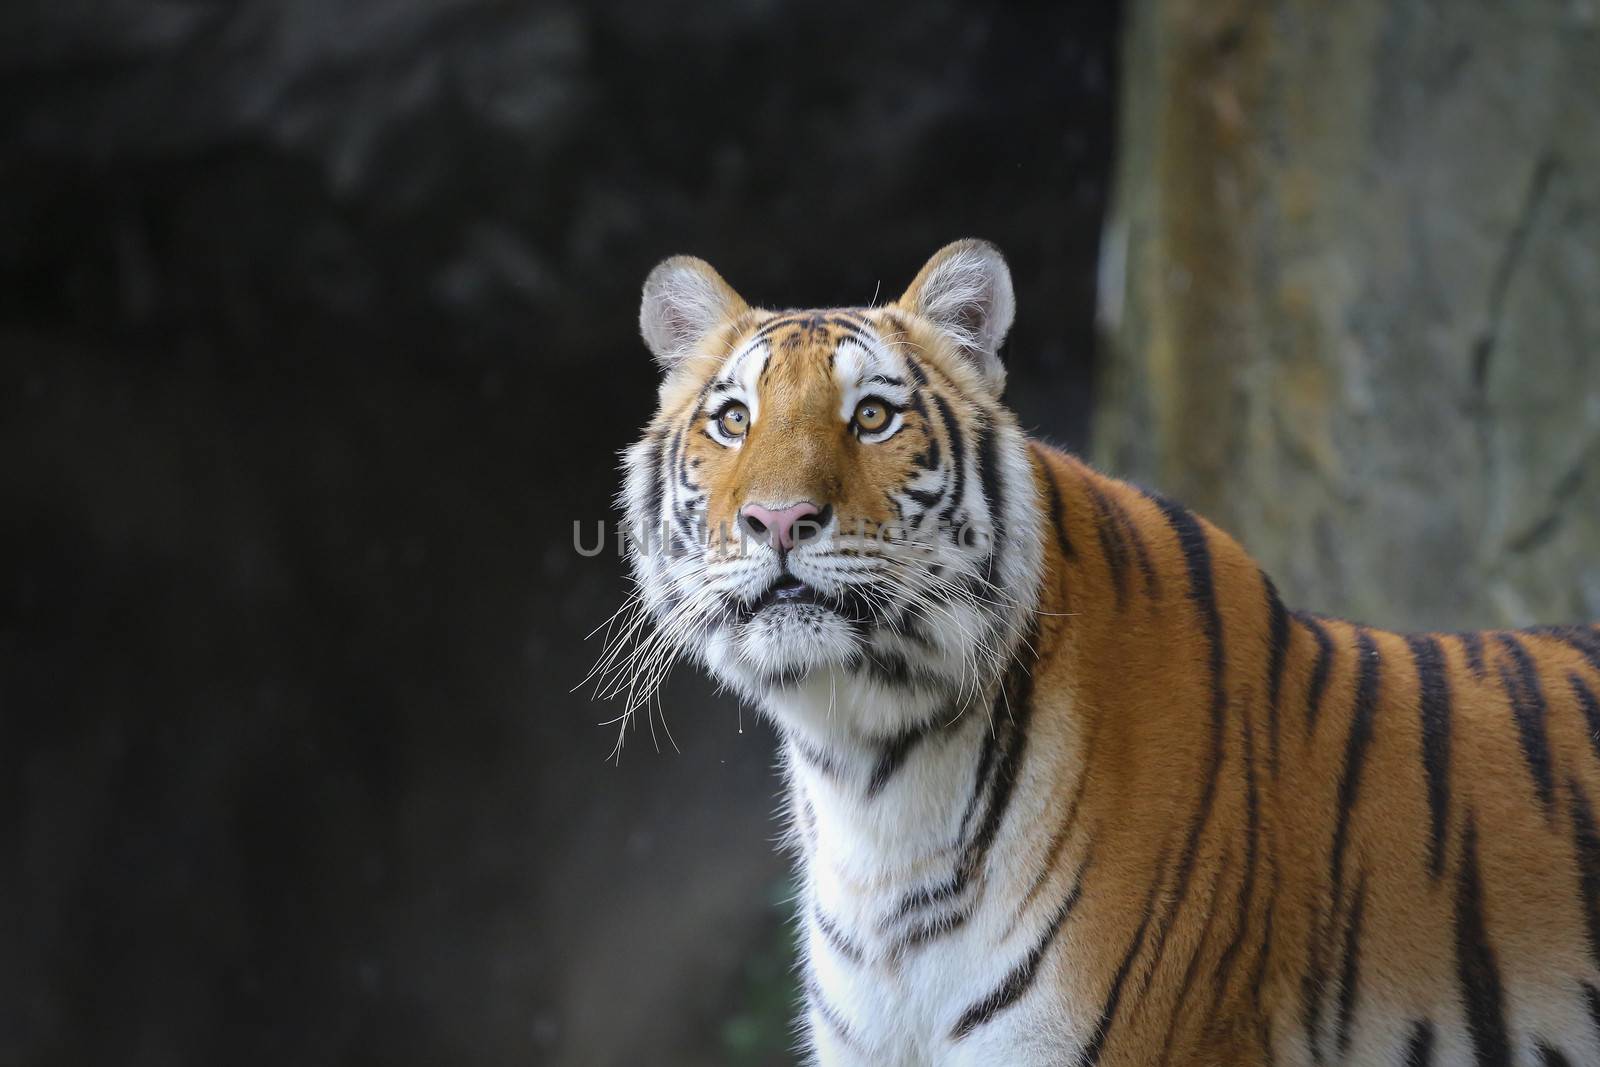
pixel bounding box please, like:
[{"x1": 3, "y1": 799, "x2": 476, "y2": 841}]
[{"x1": 0, "y1": 3, "x2": 1118, "y2": 1064}]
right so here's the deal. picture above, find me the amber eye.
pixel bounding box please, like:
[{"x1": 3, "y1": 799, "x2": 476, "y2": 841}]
[
  {"x1": 718, "y1": 402, "x2": 751, "y2": 438},
  {"x1": 853, "y1": 397, "x2": 892, "y2": 434}
]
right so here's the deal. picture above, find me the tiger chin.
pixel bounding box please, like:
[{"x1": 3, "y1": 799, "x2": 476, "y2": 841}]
[{"x1": 611, "y1": 239, "x2": 1600, "y2": 1066}]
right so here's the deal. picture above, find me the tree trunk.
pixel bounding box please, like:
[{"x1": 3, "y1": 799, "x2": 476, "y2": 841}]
[{"x1": 1095, "y1": 0, "x2": 1600, "y2": 630}]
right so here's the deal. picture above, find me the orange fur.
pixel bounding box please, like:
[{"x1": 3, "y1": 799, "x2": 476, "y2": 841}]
[{"x1": 1022, "y1": 446, "x2": 1600, "y2": 1064}]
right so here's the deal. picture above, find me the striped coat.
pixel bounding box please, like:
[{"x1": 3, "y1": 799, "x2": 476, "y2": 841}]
[{"x1": 611, "y1": 240, "x2": 1600, "y2": 1065}]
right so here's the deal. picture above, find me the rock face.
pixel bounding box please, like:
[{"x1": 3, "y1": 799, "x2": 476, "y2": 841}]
[
  {"x1": 1097, "y1": 0, "x2": 1600, "y2": 630},
  {"x1": 0, "y1": 0, "x2": 1114, "y2": 409}
]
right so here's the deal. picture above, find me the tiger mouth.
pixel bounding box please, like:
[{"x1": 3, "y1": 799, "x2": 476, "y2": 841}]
[
  {"x1": 747, "y1": 575, "x2": 824, "y2": 615},
  {"x1": 739, "y1": 575, "x2": 874, "y2": 624}
]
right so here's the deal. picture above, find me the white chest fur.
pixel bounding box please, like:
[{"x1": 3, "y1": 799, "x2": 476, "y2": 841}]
[{"x1": 771, "y1": 677, "x2": 1093, "y2": 1067}]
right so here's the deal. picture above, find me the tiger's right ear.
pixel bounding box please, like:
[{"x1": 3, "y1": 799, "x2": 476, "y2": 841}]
[
  {"x1": 896, "y1": 239, "x2": 1014, "y2": 392},
  {"x1": 639, "y1": 256, "x2": 750, "y2": 372}
]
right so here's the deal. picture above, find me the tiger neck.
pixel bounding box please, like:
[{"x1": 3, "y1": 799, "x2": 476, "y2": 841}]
[
  {"x1": 773, "y1": 678, "x2": 999, "y2": 886},
  {"x1": 764, "y1": 602, "x2": 1052, "y2": 920}
]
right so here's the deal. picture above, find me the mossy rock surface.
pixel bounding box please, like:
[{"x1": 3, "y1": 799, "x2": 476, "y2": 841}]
[{"x1": 1097, "y1": 0, "x2": 1600, "y2": 630}]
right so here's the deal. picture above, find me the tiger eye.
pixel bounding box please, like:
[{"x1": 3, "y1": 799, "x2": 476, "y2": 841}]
[
  {"x1": 719, "y1": 402, "x2": 750, "y2": 437},
  {"x1": 853, "y1": 397, "x2": 890, "y2": 433}
]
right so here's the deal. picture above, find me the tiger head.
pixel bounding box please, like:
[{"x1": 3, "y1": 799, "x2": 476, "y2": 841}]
[{"x1": 612, "y1": 240, "x2": 1043, "y2": 738}]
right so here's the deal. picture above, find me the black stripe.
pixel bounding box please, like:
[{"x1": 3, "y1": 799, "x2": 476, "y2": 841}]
[
  {"x1": 867, "y1": 650, "x2": 910, "y2": 688},
  {"x1": 695, "y1": 362, "x2": 727, "y2": 405},
  {"x1": 1075, "y1": 848, "x2": 1170, "y2": 1067},
  {"x1": 824, "y1": 312, "x2": 875, "y2": 340},
  {"x1": 1301, "y1": 937, "x2": 1328, "y2": 1062},
  {"x1": 750, "y1": 314, "x2": 803, "y2": 342},
  {"x1": 1106, "y1": 492, "x2": 1160, "y2": 600},
  {"x1": 1156, "y1": 856, "x2": 1231, "y2": 1067},
  {"x1": 974, "y1": 417, "x2": 1007, "y2": 581},
  {"x1": 1532, "y1": 624, "x2": 1600, "y2": 674},
  {"x1": 1335, "y1": 873, "x2": 1368, "y2": 1056},
  {"x1": 908, "y1": 389, "x2": 941, "y2": 471},
  {"x1": 893, "y1": 642, "x2": 1036, "y2": 923},
  {"x1": 949, "y1": 862, "x2": 1088, "y2": 1040},
  {"x1": 1403, "y1": 1020, "x2": 1435, "y2": 1067},
  {"x1": 675, "y1": 418, "x2": 699, "y2": 493},
  {"x1": 895, "y1": 608, "x2": 933, "y2": 650},
  {"x1": 957, "y1": 703, "x2": 1004, "y2": 842},
  {"x1": 1133, "y1": 493, "x2": 1228, "y2": 993},
  {"x1": 859, "y1": 650, "x2": 949, "y2": 691},
  {"x1": 1497, "y1": 633, "x2": 1555, "y2": 815},
  {"x1": 804, "y1": 975, "x2": 859, "y2": 1049},
  {"x1": 813, "y1": 906, "x2": 864, "y2": 965},
  {"x1": 834, "y1": 315, "x2": 879, "y2": 343},
  {"x1": 720, "y1": 337, "x2": 768, "y2": 391},
  {"x1": 828, "y1": 326, "x2": 879, "y2": 359},
  {"x1": 666, "y1": 424, "x2": 699, "y2": 548},
  {"x1": 903, "y1": 349, "x2": 929, "y2": 387},
  {"x1": 896, "y1": 906, "x2": 973, "y2": 952},
  {"x1": 930, "y1": 393, "x2": 968, "y2": 530},
  {"x1": 1459, "y1": 631, "x2": 1487, "y2": 678},
  {"x1": 1406, "y1": 634, "x2": 1453, "y2": 879},
  {"x1": 751, "y1": 311, "x2": 875, "y2": 350},
  {"x1": 789, "y1": 734, "x2": 845, "y2": 781},
  {"x1": 1019, "y1": 781, "x2": 1093, "y2": 916},
  {"x1": 642, "y1": 433, "x2": 665, "y2": 532},
  {"x1": 1298, "y1": 612, "x2": 1336, "y2": 735},
  {"x1": 1327, "y1": 632, "x2": 1381, "y2": 949},
  {"x1": 1264, "y1": 576, "x2": 1291, "y2": 778},
  {"x1": 1569, "y1": 776, "x2": 1600, "y2": 971},
  {"x1": 866, "y1": 718, "x2": 939, "y2": 798},
  {"x1": 1209, "y1": 712, "x2": 1262, "y2": 1009},
  {"x1": 1256, "y1": 989, "x2": 1278, "y2": 1067},
  {"x1": 1585, "y1": 982, "x2": 1600, "y2": 1046},
  {"x1": 1247, "y1": 861, "x2": 1280, "y2": 1037},
  {"x1": 779, "y1": 313, "x2": 821, "y2": 348},
  {"x1": 1032, "y1": 444, "x2": 1078, "y2": 563},
  {"x1": 953, "y1": 647, "x2": 1037, "y2": 884},
  {"x1": 1571, "y1": 671, "x2": 1600, "y2": 767},
  {"x1": 1305, "y1": 628, "x2": 1381, "y2": 1064},
  {"x1": 1455, "y1": 816, "x2": 1512, "y2": 1067},
  {"x1": 1538, "y1": 1043, "x2": 1575, "y2": 1067},
  {"x1": 1086, "y1": 483, "x2": 1131, "y2": 608}
]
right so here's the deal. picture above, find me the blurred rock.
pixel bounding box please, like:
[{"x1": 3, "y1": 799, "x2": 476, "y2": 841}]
[
  {"x1": 0, "y1": 2, "x2": 1117, "y2": 1065},
  {"x1": 1097, "y1": 0, "x2": 1600, "y2": 629}
]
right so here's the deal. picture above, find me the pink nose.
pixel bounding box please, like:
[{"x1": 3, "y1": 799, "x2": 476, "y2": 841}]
[{"x1": 740, "y1": 501, "x2": 825, "y2": 552}]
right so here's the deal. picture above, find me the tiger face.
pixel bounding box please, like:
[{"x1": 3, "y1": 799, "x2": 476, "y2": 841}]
[{"x1": 616, "y1": 241, "x2": 1043, "y2": 736}]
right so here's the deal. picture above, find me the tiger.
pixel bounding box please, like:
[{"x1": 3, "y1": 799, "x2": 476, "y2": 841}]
[{"x1": 605, "y1": 238, "x2": 1600, "y2": 1066}]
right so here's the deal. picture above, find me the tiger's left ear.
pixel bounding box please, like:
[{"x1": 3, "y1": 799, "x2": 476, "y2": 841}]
[
  {"x1": 896, "y1": 239, "x2": 1015, "y2": 392},
  {"x1": 639, "y1": 255, "x2": 750, "y2": 373}
]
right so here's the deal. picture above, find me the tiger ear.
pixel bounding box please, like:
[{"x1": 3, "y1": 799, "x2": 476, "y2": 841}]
[
  {"x1": 896, "y1": 239, "x2": 1015, "y2": 391},
  {"x1": 639, "y1": 255, "x2": 750, "y2": 372}
]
